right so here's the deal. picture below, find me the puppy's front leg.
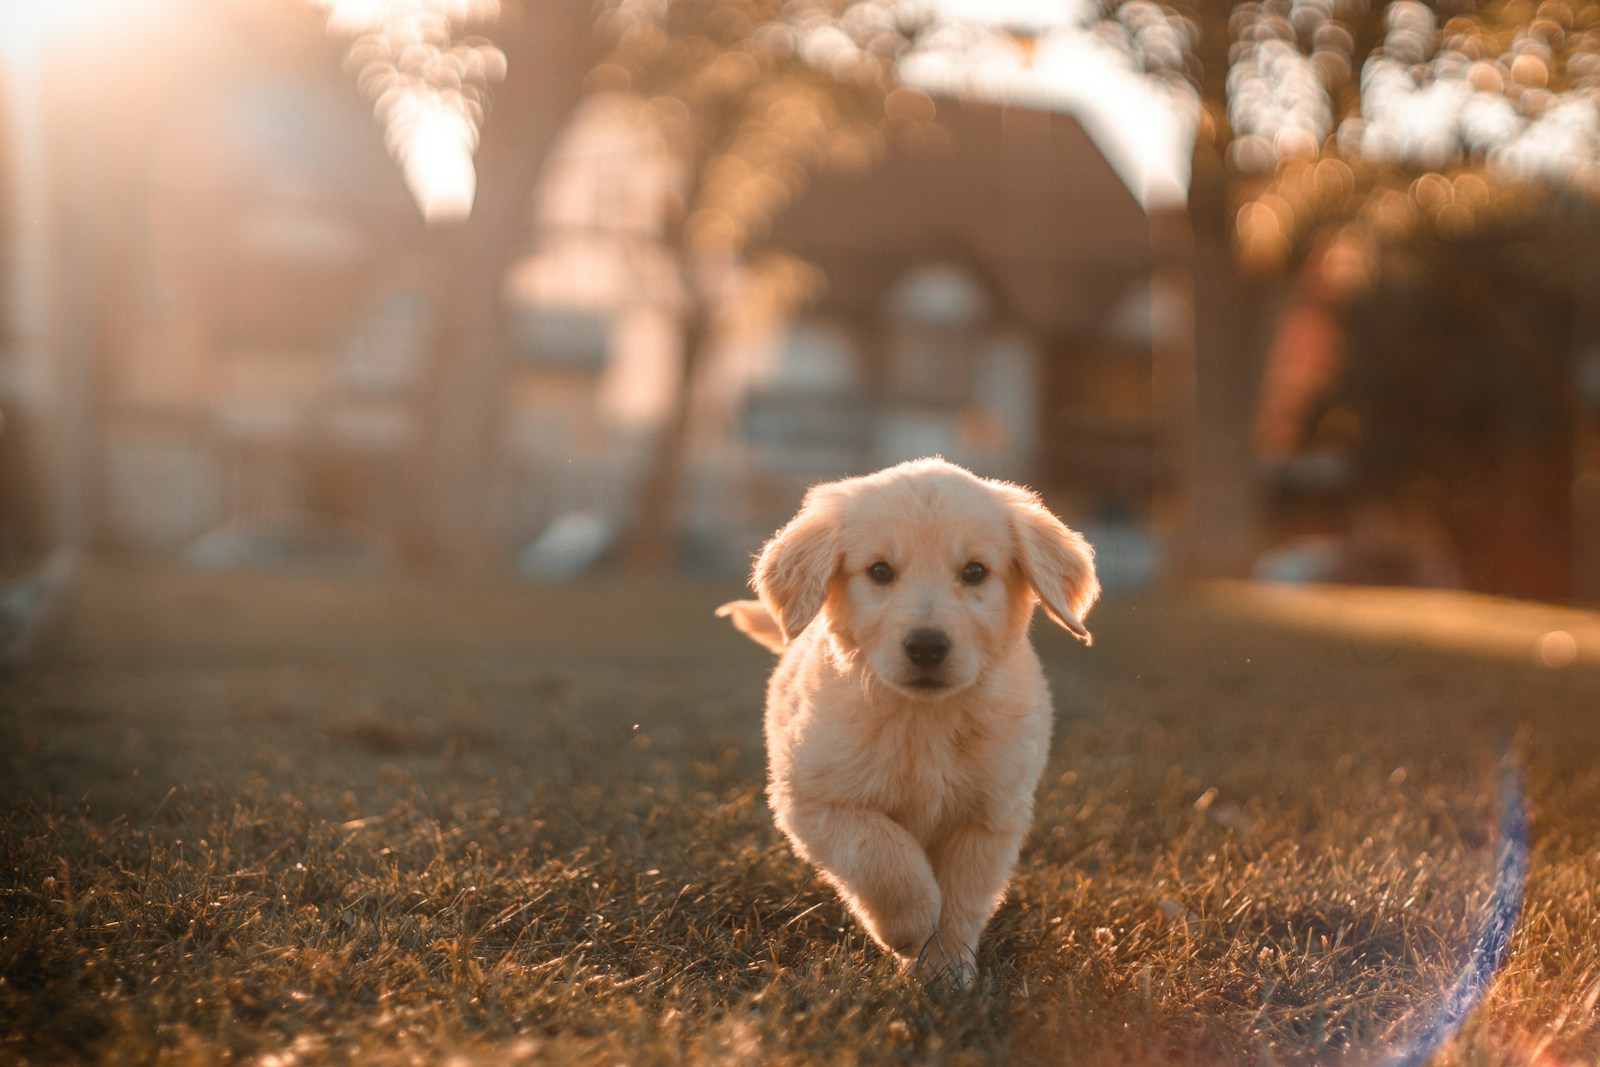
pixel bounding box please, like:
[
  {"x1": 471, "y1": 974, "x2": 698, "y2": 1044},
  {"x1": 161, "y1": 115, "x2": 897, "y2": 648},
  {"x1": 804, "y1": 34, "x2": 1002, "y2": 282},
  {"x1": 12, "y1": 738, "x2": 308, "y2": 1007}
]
[
  {"x1": 782, "y1": 803, "x2": 941, "y2": 967},
  {"x1": 925, "y1": 820, "x2": 1028, "y2": 987}
]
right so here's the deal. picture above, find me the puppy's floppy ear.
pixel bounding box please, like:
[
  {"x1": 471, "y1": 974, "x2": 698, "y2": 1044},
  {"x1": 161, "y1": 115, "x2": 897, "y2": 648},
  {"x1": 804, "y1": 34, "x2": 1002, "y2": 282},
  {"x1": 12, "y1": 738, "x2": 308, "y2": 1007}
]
[
  {"x1": 752, "y1": 491, "x2": 839, "y2": 643},
  {"x1": 1005, "y1": 488, "x2": 1100, "y2": 644}
]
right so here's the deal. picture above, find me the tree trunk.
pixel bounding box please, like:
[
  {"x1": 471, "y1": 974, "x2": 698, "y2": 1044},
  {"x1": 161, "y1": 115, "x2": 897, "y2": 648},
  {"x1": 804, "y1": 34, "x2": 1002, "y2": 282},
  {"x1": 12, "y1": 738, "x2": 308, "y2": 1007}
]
[
  {"x1": 623, "y1": 297, "x2": 710, "y2": 570},
  {"x1": 1164, "y1": 0, "x2": 1281, "y2": 579},
  {"x1": 1181, "y1": 189, "x2": 1280, "y2": 578},
  {"x1": 418, "y1": 3, "x2": 599, "y2": 569}
]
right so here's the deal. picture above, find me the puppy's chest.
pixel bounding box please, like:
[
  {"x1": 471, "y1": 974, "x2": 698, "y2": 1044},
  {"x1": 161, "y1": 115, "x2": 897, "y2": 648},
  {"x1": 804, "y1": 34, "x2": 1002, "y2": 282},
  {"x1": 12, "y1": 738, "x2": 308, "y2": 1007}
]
[{"x1": 847, "y1": 712, "x2": 1002, "y2": 832}]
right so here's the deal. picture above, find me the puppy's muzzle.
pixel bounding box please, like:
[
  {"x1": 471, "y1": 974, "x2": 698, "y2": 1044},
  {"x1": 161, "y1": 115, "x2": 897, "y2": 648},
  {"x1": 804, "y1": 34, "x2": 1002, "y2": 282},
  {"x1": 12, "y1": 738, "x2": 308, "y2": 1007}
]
[{"x1": 903, "y1": 629, "x2": 951, "y2": 668}]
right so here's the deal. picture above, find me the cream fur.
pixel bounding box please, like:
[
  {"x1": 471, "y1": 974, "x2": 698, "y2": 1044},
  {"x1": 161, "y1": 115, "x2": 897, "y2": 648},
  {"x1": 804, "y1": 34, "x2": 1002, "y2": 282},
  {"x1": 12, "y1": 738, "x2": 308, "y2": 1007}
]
[{"x1": 718, "y1": 457, "x2": 1099, "y2": 987}]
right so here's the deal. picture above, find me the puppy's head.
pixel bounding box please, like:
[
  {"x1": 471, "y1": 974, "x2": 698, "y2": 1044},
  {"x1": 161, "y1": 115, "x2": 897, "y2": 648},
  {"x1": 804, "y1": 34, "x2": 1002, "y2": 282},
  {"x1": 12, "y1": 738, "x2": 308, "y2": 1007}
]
[{"x1": 752, "y1": 458, "x2": 1099, "y2": 699}]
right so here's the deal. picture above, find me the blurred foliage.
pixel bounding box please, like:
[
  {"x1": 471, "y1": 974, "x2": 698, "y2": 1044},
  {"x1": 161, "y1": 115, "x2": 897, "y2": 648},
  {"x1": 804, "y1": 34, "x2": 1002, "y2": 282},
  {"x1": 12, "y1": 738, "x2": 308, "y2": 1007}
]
[
  {"x1": 307, "y1": 0, "x2": 1600, "y2": 290},
  {"x1": 1157, "y1": 0, "x2": 1600, "y2": 279},
  {"x1": 590, "y1": 0, "x2": 938, "y2": 297},
  {"x1": 580, "y1": 1, "x2": 950, "y2": 563}
]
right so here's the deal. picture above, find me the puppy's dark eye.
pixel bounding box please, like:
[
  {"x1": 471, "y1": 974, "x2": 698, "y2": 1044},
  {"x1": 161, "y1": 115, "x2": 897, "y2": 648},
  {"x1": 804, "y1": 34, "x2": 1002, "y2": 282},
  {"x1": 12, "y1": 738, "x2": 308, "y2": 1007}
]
[
  {"x1": 961, "y1": 561, "x2": 988, "y2": 585},
  {"x1": 868, "y1": 561, "x2": 894, "y2": 584}
]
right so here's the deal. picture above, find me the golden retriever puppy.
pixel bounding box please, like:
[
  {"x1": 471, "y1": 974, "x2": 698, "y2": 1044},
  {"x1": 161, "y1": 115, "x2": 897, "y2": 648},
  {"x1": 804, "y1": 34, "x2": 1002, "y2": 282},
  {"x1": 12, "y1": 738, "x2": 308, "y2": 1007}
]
[{"x1": 718, "y1": 457, "x2": 1098, "y2": 987}]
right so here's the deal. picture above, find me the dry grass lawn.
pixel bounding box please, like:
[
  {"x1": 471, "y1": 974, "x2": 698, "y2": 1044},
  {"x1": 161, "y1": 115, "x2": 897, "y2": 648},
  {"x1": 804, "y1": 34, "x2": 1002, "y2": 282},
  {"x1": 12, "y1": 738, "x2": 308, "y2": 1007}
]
[{"x1": 2, "y1": 565, "x2": 1598, "y2": 1064}]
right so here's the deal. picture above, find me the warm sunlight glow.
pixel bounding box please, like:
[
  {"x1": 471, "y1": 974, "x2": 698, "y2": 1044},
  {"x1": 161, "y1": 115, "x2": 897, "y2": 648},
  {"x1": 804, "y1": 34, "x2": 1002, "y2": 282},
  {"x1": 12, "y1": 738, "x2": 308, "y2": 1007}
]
[
  {"x1": 316, "y1": 0, "x2": 499, "y2": 34},
  {"x1": 398, "y1": 101, "x2": 479, "y2": 222},
  {"x1": 312, "y1": 0, "x2": 504, "y2": 223},
  {"x1": 0, "y1": 0, "x2": 159, "y2": 64}
]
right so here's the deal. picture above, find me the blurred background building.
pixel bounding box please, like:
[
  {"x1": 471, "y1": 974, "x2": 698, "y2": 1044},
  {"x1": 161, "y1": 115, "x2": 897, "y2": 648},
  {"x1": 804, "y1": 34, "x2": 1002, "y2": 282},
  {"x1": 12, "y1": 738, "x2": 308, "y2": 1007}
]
[{"x1": 4, "y1": 0, "x2": 1600, "y2": 601}]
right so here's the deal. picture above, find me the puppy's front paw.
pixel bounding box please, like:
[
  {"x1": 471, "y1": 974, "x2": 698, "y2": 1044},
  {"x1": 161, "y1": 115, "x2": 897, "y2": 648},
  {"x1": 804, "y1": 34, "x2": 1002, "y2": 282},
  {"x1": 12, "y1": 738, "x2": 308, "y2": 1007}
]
[{"x1": 910, "y1": 931, "x2": 978, "y2": 990}]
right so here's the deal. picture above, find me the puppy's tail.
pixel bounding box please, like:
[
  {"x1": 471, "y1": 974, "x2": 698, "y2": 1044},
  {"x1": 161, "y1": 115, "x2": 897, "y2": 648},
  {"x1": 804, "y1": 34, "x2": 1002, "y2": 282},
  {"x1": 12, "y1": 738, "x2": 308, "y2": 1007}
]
[{"x1": 714, "y1": 599, "x2": 786, "y2": 653}]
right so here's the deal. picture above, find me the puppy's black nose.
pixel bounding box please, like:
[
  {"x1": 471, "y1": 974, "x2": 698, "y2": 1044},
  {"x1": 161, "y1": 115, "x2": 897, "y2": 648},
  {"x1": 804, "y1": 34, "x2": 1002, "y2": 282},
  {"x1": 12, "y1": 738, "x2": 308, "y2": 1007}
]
[{"x1": 904, "y1": 629, "x2": 950, "y2": 667}]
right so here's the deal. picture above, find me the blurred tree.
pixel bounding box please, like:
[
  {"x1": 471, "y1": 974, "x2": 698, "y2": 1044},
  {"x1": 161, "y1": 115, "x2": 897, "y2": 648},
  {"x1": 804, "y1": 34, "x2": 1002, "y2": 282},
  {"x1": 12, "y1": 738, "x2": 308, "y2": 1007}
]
[
  {"x1": 314, "y1": 0, "x2": 603, "y2": 565},
  {"x1": 594, "y1": 0, "x2": 928, "y2": 566},
  {"x1": 1092, "y1": 0, "x2": 1600, "y2": 590},
  {"x1": 318, "y1": 0, "x2": 927, "y2": 567},
  {"x1": 421, "y1": 3, "x2": 603, "y2": 568},
  {"x1": 318, "y1": 0, "x2": 1600, "y2": 584}
]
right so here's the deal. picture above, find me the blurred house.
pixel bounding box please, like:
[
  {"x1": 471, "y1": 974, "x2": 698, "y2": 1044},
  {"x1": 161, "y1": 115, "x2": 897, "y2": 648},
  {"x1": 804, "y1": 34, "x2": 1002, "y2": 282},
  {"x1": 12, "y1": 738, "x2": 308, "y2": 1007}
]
[
  {"x1": 761, "y1": 101, "x2": 1164, "y2": 552},
  {"x1": 1, "y1": 3, "x2": 428, "y2": 568},
  {"x1": 7, "y1": 5, "x2": 1595, "y2": 599},
  {"x1": 2, "y1": 5, "x2": 1167, "y2": 580},
  {"x1": 502, "y1": 93, "x2": 1167, "y2": 579}
]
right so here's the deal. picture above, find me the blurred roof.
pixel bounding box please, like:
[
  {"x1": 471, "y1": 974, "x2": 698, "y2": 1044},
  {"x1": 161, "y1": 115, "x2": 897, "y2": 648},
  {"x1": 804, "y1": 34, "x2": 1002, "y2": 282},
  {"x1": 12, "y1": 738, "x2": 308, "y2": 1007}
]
[{"x1": 770, "y1": 98, "x2": 1153, "y2": 340}]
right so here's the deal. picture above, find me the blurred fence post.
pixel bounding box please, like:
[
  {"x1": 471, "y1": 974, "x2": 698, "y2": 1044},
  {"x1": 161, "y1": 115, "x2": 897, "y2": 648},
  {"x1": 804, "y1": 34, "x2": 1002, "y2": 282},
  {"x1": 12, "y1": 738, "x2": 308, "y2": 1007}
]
[
  {"x1": 0, "y1": 24, "x2": 57, "y2": 557},
  {"x1": 1573, "y1": 198, "x2": 1600, "y2": 604},
  {"x1": 1, "y1": 19, "x2": 100, "y2": 558}
]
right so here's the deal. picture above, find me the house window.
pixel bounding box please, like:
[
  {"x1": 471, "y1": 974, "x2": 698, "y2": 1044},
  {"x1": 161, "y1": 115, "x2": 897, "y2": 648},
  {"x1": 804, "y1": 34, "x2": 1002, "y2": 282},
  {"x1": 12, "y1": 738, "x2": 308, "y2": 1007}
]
[
  {"x1": 884, "y1": 264, "x2": 990, "y2": 405},
  {"x1": 508, "y1": 308, "x2": 611, "y2": 371},
  {"x1": 340, "y1": 288, "x2": 431, "y2": 393}
]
